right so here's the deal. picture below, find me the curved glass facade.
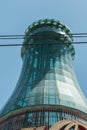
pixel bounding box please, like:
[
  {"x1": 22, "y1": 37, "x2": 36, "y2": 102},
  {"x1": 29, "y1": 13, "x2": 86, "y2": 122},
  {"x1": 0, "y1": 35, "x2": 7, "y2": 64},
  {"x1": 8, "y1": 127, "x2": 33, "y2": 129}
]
[{"x1": 0, "y1": 19, "x2": 87, "y2": 130}]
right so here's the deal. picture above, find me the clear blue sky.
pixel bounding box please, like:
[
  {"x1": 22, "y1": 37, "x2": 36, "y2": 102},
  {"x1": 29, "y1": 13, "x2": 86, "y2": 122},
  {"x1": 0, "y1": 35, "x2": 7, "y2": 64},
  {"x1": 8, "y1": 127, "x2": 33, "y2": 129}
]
[{"x1": 0, "y1": 0, "x2": 87, "y2": 110}]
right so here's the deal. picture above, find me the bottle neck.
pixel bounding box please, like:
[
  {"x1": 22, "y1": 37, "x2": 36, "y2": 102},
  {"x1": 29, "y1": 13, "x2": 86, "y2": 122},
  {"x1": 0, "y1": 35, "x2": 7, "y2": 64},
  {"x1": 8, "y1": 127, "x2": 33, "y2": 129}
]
[{"x1": 21, "y1": 43, "x2": 73, "y2": 83}]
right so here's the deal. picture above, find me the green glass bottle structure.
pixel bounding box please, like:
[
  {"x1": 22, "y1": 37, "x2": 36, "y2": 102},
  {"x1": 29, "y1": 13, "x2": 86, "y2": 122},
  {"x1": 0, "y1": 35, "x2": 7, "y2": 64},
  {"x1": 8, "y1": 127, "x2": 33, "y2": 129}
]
[{"x1": 0, "y1": 19, "x2": 87, "y2": 130}]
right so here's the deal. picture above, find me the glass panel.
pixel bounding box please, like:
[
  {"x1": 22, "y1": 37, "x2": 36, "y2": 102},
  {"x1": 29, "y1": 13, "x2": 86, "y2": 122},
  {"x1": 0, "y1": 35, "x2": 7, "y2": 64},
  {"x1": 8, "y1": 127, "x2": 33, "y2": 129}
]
[{"x1": 50, "y1": 73, "x2": 54, "y2": 80}]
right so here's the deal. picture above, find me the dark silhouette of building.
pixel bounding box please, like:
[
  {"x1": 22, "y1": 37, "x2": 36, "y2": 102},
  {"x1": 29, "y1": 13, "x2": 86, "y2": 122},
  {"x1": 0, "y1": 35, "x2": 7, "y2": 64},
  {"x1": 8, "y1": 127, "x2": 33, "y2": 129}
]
[{"x1": 0, "y1": 19, "x2": 87, "y2": 130}]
